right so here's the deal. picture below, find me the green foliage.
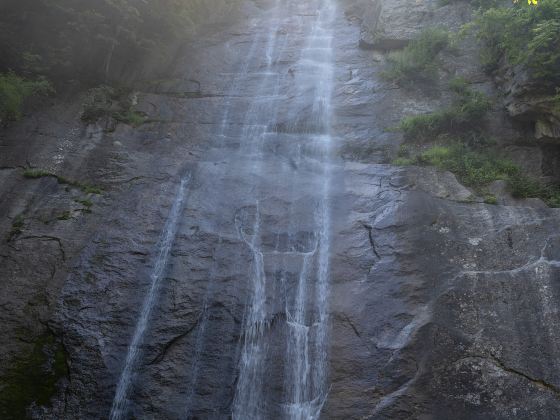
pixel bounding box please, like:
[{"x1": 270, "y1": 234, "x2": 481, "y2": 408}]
[
  {"x1": 398, "y1": 80, "x2": 492, "y2": 141},
  {"x1": 392, "y1": 156, "x2": 417, "y2": 165},
  {"x1": 0, "y1": 333, "x2": 68, "y2": 419},
  {"x1": 416, "y1": 144, "x2": 519, "y2": 186},
  {"x1": 391, "y1": 4, "x2": 560, "y2": 208},
  {"x1": 383, "y1": 28, "x2": 451, "y2": 83},
  {"x1": 471, "y1": 0, "x2": 560, "y2": 80},
  {"x1": 395, "y1": 140, "x2": 560, "y2": 207},
  {"x1": 23, "y1": 169, "x2": 102, "y2": 194},
  {"x1": 439, "y1": 0, "x2": 504, "y2": 10},
  {"x1": 80, "y1": 184, "x2": 103, "y2": 195},
  {"x1": 23, "y1": 169, "x2": 52, "y2": 179},
  {"x1": 528, "y1": 19, "x2": 560, "y2": 79},
  {"x1": 114, "y1": 109, "x2": 147, "y2": 127},
  {"x1": 7, "y1": 214, "x2": 25, "y2": 242},
  {"x1": 508, "y1": 173, "x2": 560, "y2": 206},
  {"x1": 483, "y1": 194, "x2": 498, "y2": 204},
  {"x1": 0, "y1": 73, "x2": 53, "y2": 123},
  {"x1": 399, "y1": 113, "x2": 450, "y2": 140}
]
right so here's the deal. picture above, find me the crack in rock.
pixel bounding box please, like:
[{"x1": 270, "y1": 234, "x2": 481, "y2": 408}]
[
  {"x1": 340, "y1": 313, "x2": 361, "y2": 338},
  {"x1": 147, "y1": 317, "x2": 202, "y2": 365},
  {"x1": 459, "y1": 354, "x2": 560, "y2": 398},
  {"x1": 20, "y1": 235, "x2": 66, "y2": 261},
  {"x1": 362, "y1": 223, "x2": 381, "y2": 259}
]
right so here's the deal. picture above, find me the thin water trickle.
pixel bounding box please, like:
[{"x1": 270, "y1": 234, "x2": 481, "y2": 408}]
[{"x1": 110, "y1": 176, "x2": 190, "y2": 420}]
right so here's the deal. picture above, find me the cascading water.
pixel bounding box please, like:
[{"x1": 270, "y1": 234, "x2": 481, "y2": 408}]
[
  {"x1": 230, "y1": 0, "x2": 337, "y2": 418},
  {"x1": 109, "y1": 176, "x2": 189, "y2": 420}
]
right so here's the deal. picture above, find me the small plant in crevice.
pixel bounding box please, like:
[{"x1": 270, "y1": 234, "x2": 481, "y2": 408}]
[
  {"x1": 7, "y1": 214, "x2": 25, "y2": 242},
  {"x1": 74, "y1": 198, "x2": 93, "y2": 213},
  {"x1": 57, "y1": 211, "x2": 72, "y2": 221},
  {"x1": 382, "y1": 28, "x2": 452, "y2": 83}
]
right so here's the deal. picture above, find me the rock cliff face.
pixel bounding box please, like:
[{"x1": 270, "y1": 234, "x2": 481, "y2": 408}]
[
  {"x1": 358, "y1": 0, "x2": 471, "y2": 49},
  {"x1": 0, "y1": 0, "x2": 560, "y2": 419},
  {"x1": 501, "y1": 65, "x2": 560, "y2": 143}
]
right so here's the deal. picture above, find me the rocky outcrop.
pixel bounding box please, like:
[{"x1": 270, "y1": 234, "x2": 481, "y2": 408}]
[
  {"x1": 358, "y1": 0, "x2": 471, "y2": 50},
  {"x1": 327, "y1": 162, "x2": 560, "y2": 418},
  {"x1": 500, "y1": 66, "x2": 560, "y2": 142}
]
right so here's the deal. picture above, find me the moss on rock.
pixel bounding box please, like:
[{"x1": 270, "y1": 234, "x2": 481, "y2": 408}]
[{"x1": 0, "y1": 332, "x2": 68, "y2": 419}]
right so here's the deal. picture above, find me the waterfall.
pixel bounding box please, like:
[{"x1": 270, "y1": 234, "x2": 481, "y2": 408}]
[
  {"x1": 109, "y1": 0, "x2": 338, "y2": 417},
  {"x1": 109, "y1": 176, "x2": 189, "y2": 420},
  {"x1": 231, "y1": 0, "x2": 336, "y2": 418}
]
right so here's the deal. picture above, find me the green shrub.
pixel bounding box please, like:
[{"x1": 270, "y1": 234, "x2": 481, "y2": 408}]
[
  {"x1": 414, "y1": 143, "x2": 520, "y2": 187},
  {"x1": 399, "y1": 112, "x2": 449, "y2": 141},
  {"x1": 448, "y1": 76, "x2": 470, "y2": 94},
  {"x1": 383, "y1": 28, "x2": 451, "y2": 83},
  {"x1": 548, "y1": 192, "x2": 560, "y2": 207},
  {"x1": 396, "y1": 143, "x2": 560, "y2": 206},
  {"x1": 0, "y1": 73, "x2": 53, "y2": 124},
  {"x1": 398, "y1": 80, "x2": 491, "y2": 141},
  {"x1": 508, "y1": 173, "x2": 560, "y2": 206},
  {"x1": 483, "y1": 194, "x2": 498, "y2": 204}
]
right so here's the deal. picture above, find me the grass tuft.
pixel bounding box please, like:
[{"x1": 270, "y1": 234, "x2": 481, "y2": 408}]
[{"x1": 57, "y1": 211, "x2": 72, "y2": 221}]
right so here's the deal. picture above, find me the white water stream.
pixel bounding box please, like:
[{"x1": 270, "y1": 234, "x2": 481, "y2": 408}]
[{"x1": 110, "y1": 176, "x2": 189, "y2": 420}]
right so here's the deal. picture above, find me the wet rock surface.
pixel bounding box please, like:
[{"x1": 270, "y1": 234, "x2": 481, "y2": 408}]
[{"x1": 0, "y1": 0, "x2": 560, "y2": 419}]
